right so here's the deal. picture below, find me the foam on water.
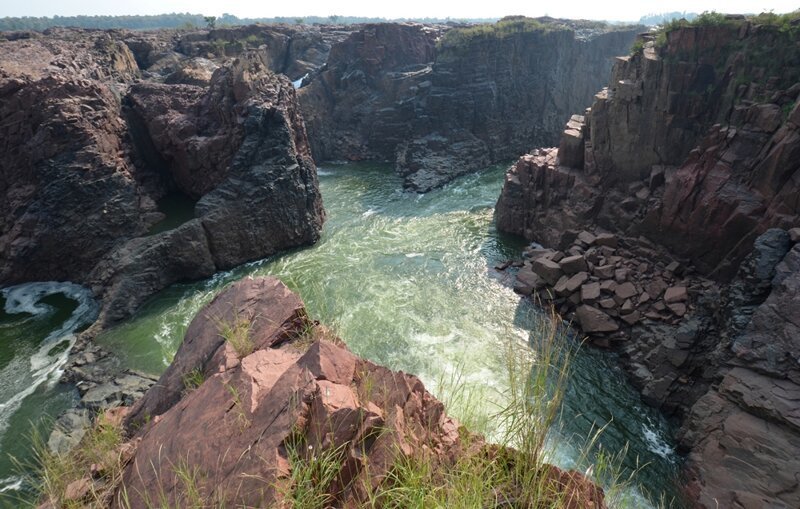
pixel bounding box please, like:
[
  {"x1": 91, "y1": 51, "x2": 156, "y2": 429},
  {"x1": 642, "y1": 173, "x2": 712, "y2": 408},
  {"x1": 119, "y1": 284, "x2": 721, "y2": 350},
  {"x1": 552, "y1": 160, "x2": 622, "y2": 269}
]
[
  {"x1": 0, "y1": 476, "x2": 22, "y2": 494},
  {"x1": 0, "y1": 282, "x2": 97, "y2": 437},
  {"x1": 642, "y1": 418, "x2": 677, "y2": 462},
  {"x1": 291, "y1": 73, "x2": 309, "y2": 89}
]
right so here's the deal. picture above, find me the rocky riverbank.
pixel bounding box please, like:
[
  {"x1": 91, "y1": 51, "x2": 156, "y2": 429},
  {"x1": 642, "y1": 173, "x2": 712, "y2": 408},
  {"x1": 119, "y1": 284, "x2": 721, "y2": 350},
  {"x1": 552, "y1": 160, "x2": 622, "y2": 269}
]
[
  {"x1": 495, "y1": 15, "x2": 800, "y2": 507},
  {"x1": 43, "y1": 277, "x2": 607, "y2": 509}
]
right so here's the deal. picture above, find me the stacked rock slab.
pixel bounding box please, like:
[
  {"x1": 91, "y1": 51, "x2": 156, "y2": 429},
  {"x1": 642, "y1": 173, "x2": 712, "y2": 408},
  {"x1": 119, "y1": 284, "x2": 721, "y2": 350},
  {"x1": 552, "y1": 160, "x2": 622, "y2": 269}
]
[
  {"x1": 496, "y1": 18, "x2": 800, "y2": 507},
  {"x1": 114, "y1": 277, "x2": 606, "y2": 508}
]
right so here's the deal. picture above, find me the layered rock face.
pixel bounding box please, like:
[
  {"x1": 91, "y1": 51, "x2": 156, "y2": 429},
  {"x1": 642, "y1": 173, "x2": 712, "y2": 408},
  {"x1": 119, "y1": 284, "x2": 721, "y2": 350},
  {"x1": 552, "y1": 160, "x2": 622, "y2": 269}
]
[
  {"x1": 0, "y1": 30, "x2": 325, "y2": 324},
  {"x1": 498, "y1": 22, "x2": 800, "y2": 276},
  {"x1": 495, "y1": 19, "x2": 800, "y2": 507},
  {"x1": 113, "y1": 277, "x2": 605, "y2": 508},
  {"x1": 300, "y1": 18, "x2": 640, "y2": 191},
  {"x1": 0, "y1": 30, "x2": 145, "y2": 285}
]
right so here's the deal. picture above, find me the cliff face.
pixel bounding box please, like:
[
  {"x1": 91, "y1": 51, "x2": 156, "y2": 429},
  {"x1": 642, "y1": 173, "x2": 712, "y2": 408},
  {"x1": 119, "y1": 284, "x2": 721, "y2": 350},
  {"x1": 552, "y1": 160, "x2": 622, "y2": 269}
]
[
  {"x1": 497, "y1": 22, "x2": 800, "y2": 276},
  {"x1": 495, "y1": 18, "x2": 800, "y2": 507},
  {"x1": 300, "y1": 19, "x2": 641, "y2": 191},
  {"x1": 0, "y1": 30, "x2": 325, "y2": 324}
]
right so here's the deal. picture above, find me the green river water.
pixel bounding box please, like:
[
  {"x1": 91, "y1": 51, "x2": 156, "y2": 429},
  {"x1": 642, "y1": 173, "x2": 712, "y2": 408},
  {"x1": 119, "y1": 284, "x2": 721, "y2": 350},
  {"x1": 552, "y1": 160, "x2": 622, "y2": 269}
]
[{"x1": 0, "y1": 162, "x2": 681, "y2": 506}]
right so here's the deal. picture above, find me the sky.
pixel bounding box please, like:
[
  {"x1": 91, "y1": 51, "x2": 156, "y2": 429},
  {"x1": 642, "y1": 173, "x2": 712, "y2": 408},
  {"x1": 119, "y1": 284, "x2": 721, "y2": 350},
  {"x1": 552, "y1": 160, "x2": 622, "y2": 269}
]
[{"x1": 1, "y1": 0, "x2": 797, "y2": 22}]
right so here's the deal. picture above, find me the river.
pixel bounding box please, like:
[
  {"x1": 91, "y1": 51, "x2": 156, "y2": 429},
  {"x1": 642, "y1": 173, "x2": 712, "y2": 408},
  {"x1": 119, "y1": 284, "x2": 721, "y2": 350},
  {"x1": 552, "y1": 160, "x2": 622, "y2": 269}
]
[{"x1": 0, "y1": 162, "x2": 681, "y2": 506}]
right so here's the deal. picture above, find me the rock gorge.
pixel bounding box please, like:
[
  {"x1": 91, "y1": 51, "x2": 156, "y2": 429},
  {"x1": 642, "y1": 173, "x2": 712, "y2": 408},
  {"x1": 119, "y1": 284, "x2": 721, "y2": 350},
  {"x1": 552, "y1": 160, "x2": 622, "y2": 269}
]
[
  {"x1": 299, "y1": 18, "x2": 641, "y2": 191},
  {"x1": 1, "y1": 13, "x2": 798, "y2": 509},
  {"x1": 495, "y1": 17, "x2": 800, "y2": 507}
]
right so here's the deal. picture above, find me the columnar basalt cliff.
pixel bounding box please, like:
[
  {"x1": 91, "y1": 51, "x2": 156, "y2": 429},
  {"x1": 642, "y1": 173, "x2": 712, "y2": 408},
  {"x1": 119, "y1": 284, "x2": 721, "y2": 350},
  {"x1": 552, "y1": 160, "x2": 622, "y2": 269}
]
[
  {"x1": 0, "y1": 29, "x2": 325, "y2": 325},
  {"x1": 300, "y1": 18, "x2": 641, "y2": 191},
  {"x1": 495, "y1": 17, "x2": 800, "y2": 507}
]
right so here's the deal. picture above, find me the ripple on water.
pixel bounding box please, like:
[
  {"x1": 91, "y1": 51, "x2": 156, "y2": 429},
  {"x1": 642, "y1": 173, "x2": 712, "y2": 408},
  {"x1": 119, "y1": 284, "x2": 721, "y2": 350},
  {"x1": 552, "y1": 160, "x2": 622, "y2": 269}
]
[{"x1": 88, "y1": 162, "x2": 682, "y2": 507}]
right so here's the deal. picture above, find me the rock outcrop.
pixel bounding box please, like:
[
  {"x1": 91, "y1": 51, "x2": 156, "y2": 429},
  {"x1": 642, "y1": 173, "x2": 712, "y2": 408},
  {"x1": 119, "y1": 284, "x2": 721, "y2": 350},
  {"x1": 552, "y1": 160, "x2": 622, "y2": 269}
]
[
  {"x1": 300, "y1": 18, "x2": 641, "y2": 191},
  {"x1": 109, "y1": 277, "x2": 605, "y2": 508},
  {"x1": 497, "y1": 20, "x2": 800, "y2": 277},
  {"x1": 495, "y1": 17, "x2": 800, "y2": 507},
  {"x1": 0, "y1": 30, "x2": 325, "y2": 325}
]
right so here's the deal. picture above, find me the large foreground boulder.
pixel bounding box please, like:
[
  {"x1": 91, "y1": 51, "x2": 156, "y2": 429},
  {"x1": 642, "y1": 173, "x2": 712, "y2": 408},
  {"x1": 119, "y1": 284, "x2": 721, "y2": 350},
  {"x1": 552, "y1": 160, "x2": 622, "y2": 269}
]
[{"x1": 116, "y1": 277, "x2": 605, "y2": 508}]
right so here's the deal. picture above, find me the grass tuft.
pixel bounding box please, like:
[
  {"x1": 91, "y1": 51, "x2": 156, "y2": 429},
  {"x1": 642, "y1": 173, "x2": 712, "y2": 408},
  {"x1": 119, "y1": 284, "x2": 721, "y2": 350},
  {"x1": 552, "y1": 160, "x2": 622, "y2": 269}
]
[{"x1": 216, "y1": 314, "x2": 255, "y2": 359}]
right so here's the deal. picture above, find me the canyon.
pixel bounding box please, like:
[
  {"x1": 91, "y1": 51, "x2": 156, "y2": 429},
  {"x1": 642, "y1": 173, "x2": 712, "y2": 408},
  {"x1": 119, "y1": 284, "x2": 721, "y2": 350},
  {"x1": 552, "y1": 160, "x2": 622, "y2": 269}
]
[{"x1": 0, "y1": 13, "x2": 798, "y2": 509}]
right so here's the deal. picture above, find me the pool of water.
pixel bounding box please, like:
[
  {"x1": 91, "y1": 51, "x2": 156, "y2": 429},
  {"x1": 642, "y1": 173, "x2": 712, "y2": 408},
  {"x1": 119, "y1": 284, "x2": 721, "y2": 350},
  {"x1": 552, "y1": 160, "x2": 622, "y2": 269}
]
[{"x1": 147, "y1": 191, "x2": 197, "y2": 235}]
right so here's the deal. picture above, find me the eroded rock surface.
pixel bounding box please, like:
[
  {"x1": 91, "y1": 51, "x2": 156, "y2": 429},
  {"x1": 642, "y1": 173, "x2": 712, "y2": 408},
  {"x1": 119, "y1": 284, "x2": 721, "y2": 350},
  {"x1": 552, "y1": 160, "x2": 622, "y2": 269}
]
[
  {"x1": 0, "y1": 29, "x2": 325, "y2": 325},
  {"x1": 116, "y1": 277, "x2": 605, "y2": 508},
  {"x1": 495, "y1": 19, "x2": 800, "y2": 507}
]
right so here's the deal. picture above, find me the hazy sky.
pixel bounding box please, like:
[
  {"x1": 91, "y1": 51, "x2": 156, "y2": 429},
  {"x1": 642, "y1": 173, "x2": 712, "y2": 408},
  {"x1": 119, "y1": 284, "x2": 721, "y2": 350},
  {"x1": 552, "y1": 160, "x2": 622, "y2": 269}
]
[{"x1": 2, "y1": 0, "x2": 797, "y2": 21}]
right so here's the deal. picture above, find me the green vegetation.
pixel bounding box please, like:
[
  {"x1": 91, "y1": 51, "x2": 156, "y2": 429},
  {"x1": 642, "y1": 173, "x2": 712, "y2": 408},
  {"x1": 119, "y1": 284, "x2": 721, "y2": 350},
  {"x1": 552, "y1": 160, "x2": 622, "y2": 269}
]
[
  {"x1": 181, "y1": 368, "x2": 205, "y2": 393},
  {"x1": 0, "y1": 13, "x2": 498, "y2": 32},
  {"x1": 16, "y1": 412, "x2": 127, "y2": 508},
  {"x1": 438, "y1": 17, "x2": 567, "y2": 48},
  {"x1": 630, "y1": 38, "x2": 646, "y2": 55},
  {"x1": 281, "y1": 435, "x2": 350, "y2": 508},
  {"x1": 216, "y1": 315, "x2": 255, "y2": 358},
  {"x1": 655, "y1": 10, "x2": 800, "y2": 48}
]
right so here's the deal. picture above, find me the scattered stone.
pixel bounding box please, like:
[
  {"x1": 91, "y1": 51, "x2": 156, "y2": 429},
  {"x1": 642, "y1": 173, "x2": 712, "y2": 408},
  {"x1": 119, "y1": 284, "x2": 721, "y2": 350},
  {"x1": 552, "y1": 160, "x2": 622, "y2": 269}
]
[
  {"x1": 550, "y1": 251, "x2": 566, "y2": 263},
  {"x1": 559, "y1": 254, "x2": 588, "y2": 275},
  {"x1": 789, "y1": 227, "x2": 800, "y2": 243},
  {"x1": 614, "y1": 282, "x2": 637, "y2": 300},
  {"x1": 598, "y1": 298, "x2": 616, "y2": 309},
  {"x1": 515, "y1": 267, "x2": 543, "y2": 295},
  {"x1": 621, "y1": 299, "x2": 634, "y2": 313},
  {"x1": 577, "y1": 231, "x2": 596, "y2": 245},
  {"x1": 495, "y1": 260, "x2": 511, "y2": 271},
  {"x1": 638, "y1": 291, "x2": 651, "y2": 305},
  {"x1": 614, "y1": 268, "x2": 629, "y2": 283},
  {"x1": 644, "y1": 311, "x2": 661, "y2": 320},
  {"x1": 565, "y1": 272, "x2": 589, "y2": 293},
  {"x1": 621, "y1": 310, "x2": 641, "y2": 325},
  {"x1": 653, "y1": 301, "x2": 667, "y2": 311},
  {"x1": 593, "y1": 264, "x2": 615, "y2": 279},
  {"x1": 649, "y1": 165, "x2": 665, "y2": 190},
  {"x1": 600, "y1": 280, "x2": 617, "y2": 293},
  {"x1": 532, "y1": 257, "x2": 564, "y2": 286},
  {"x1": 553, "y1": 275, "x2": 572, "y2": 297},
  {"x1": 64, "y1": 478, "x2": 92, "y2": 502},
  {"x1": 668, "y1": 302, "x2": 687, "y2": 317},
  {"x1": 581, "y1": 282, "x2": 601, "y2": 304},
  {"x1": 665, "y1": 261, "x2": 682, "y2": 274},
  {"x1": 664, "y1": 286, "x2": 688, "y2": 303},
  {"x1": 594, "y1": 233, "x2": 618, "y2": 248},
  {"x1": 646, "y1": 278, "x2": 667, "y2": 298},
  {"x1": 575, "y1": 305, "x2": 619, "y2": 333},
  {"x1": 635, "y1": 187, "x2": 650, "y2": 200}
]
